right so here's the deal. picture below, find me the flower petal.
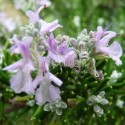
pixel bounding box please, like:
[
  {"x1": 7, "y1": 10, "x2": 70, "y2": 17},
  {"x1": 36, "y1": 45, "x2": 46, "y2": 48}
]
[
  {"x1": 3, "y1": 59, "x2": 24, "y2": 71},
  {"x1": 48, "y1": 51, "x2": 65, "y2": 63},
  {"x1": 35, "y1": 79, "x2": 51, "y2": 106},
  {"x1": 26, "y1": 6, "x2": 43, "y2": 23},
  {"x1": 96, "y1": 31, "x2": 116, "y2": 51},
  {"x1": 10, "y1": 67, "x2": 33, "y2": 94},
  {"x1": 35, "y1": 84, "x2": 45, "y2": 106},
  {"x1": 37, "y1": 54, "x2": 50, "y2": 73},
  {"x1": 11, "y1": 36, "x2": 32, "y2": 59},
  {"x1": 49, "y1": 20, "x2": 62, "y2": 32},
  {"x1": 40, "y1": 19, "x2": 62, "y2": 34},
  {"x1": 98, "y1": 41, "x2": 122, "y2": 65},
  {"x1": 96, "y1": 26, "x2": 104, "y2": 41},
  {"x1": 47, "y1": 72, "x2": 62, "y2": 86},
  {"x1": 32, "y1": 74, "x2": 42, "y2": 89},
  {"x1": 17, "y1": 42, "x2": 31, "y2": 59},
  {"x1": 48, "y1": 34, "x2": 56, "y2": 52},
  {"x1": 49, "y1": 84, "x2": 61, "y2": 101},
  {"x1": 57, "y1": 41, "x2": 72, "y2": 55},
  {"x1": 64, "y1": 51, "x2": 77, "y2": 67}
]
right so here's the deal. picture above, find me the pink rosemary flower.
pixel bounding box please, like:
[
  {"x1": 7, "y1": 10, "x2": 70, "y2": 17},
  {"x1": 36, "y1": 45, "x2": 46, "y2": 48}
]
[
  {"x1": 26, "y1": 6, "x2": 43, "y2": 23},
  {"x1": 35, "y1": 76, "x2": 61, "y2": 106},
  {"x1": 39, "y1": 19, "x2": 62, "y2": 35},
  {"x1": 94, "y1": 26, "x2": 122, "y2": 66},
  {"x1": 3, "y1": 37, "x2": 34, "y2": 94},
  {"x1": 31, "y1": 54, "x2": 62, "y2": 105},
  {"x1": 48, "y1": 34, "x2": 77, "y2": 67}
]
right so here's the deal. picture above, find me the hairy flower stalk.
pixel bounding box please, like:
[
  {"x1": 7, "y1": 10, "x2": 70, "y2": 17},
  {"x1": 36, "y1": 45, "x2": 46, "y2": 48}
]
[{"x1": 3, "y1": 0, "x2": 123, "y2": 116}]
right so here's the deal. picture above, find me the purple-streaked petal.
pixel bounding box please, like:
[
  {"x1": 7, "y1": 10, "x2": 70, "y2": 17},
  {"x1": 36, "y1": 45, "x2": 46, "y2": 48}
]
[
  {"x1": 64, "y1": 51, "x2": 77, "y2": 67},
  {"x1": 40, "y1": 19, "x2": 62, "y2": 35},
  {"x1": 32, "y1": 74, "x2": 42, "y2": 89},
  {"x1": 26, "y1": 10, "x2": 39, "y2": 23},
  {"x1": 10, "y1": 68, "x2": 33, "y2": 94},
  {"x1": 96, "y1": 31, "x2": 116, "y2": 52},
  {"x1": 38, "y1": 54, "x2": 50, "y2": 72},
  {"x1": 3, "y1": 59, "x2": 24, "y2": 71},
  {"x1": 35, "y1": 84, "x2": 45, "y2": 106},
  {"x1": 48, "y1": 34, "x2": 74, "y2": 63},
  {"x1": 47, "y1": 72, "x2": 62, "y2": 86},
  {"x1": 35, "y1": 79, "x2": 51, "y2": 106},
  {"x1": 48, "y1": 34, "x2": 56, "y2": 52},
  {"x1": 49, "y1": 20, "x2": 62, "y2": 32},
  {"x1": 9, "y1": 35, "x2": 20, "y2": 54},
  {"x1": 57, "y1": 41, "x2": 72, "y2": 55},
  {"x1": 94, "y1": 26, "x2": 122, "y2": 66},
  {"x1": 96, "y1": 26, "x2": 104, "y2": 41},
  {"x1": 49, "y1": 84, "x2": 61, "y2": 101},
  {"x1": 48, "y1": 51, "x2": 65, "y2": 63},
  {"x1": 12, "y1": 35, "x2": 32, "y2": 48},
  {"x1": 16, "y1": 42, "x2": 31, "y2": 59},
  {"x1": 26, "y1": 6, "x2": 43, "y2": 23},
  {"x1": 9, "y1": 45, "x2": 20, "y2": 54},
  {"x1": 107, "y1": 42, "x2": 122, "y2": 65},
  {"x1": 98, "y1": 41, "x2": 122, "y2": 66},
  {"x1": 11, "y1": 36, "x2": 32, "y2": 58},
  {"x1": 35, "y1": 76, "x2": 61, "y2": 106},
  {"x1": 26, "y1": 60, "x2": 35, "y2": 71}
]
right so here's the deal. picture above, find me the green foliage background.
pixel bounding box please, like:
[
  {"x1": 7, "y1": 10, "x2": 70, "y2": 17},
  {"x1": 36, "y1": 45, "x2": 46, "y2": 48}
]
[{"x1": 0, "y1": 0, "x2": 125, "y2": 125}]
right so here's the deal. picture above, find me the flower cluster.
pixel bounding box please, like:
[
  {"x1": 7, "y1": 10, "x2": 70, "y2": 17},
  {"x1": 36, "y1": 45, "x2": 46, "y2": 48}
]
[
  {"x1": 3, "y1": 2, "x2": 75, "y2": 115},
  {"x1": 108, "y1": 70, "x2": 122, "y2": 84},
  {"x1": 3, "y1": 0, "x2": 122, "y2": 116},
  {"x1": 69, "y1": 27, "x2": 122, "y2": 80}
]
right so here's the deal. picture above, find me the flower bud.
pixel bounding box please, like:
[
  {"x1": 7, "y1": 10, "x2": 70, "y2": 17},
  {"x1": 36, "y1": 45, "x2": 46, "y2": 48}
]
[
  {"x1": 78, "y1": 41, "x2": 86, "y2": 48},
  {"x1": 70, "y1": 38, "x2": 77, "y2": 47},
  {"x1": 79, "y1": 51, "x2": 89, "y2": 59},
  {"x1": 81, "y1": 29, "x2": 88, "y2": 35},
  {"x1": 93, "y1": 105, "x2": 104, "y2": 117},
  {"x1": 116, "y1": 99, "x2": 124, "y2": 108}
]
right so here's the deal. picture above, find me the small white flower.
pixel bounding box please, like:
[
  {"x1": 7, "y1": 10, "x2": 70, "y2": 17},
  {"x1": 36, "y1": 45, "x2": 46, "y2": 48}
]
[
  {"x1": 116, "y1": 99, "x2": 124, "y2": 109},
  {"x1": 87, "y1": 91, "x2": 109, "y2": 117},
  {"x1": 111, "y1": 70, "x2": 122, "y2": 79},
  {"x1": 109, "y1": 70, "x2": 122, "y2": 83}
]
